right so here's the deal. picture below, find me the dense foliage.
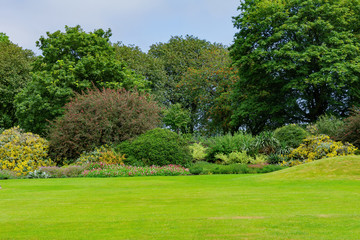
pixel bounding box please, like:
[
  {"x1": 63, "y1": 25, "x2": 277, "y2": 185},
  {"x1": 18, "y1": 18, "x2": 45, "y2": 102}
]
[
  {"x1": 117, "y1": 128, "x2": 192, "y2": 167},
  {"x1": 0, "y1": 40, "x2": 34, "y2": 129},
  {"x1": 2, "y1": 13, "x2": 360, "y2": 178},
  {"x1": 82, "y1": 163, "x2": 190, "y2": 177},
  {"x1": 162, "y1": 103, "x2": 191, "y2": 134},
  {"x1": 179, "y1": 46, "x2": 239, "y2": 134},
  {"x1": 286, "y1": 135, "x2": 357, "y2": 166},
  {"x1": 76, "y1": 146, "x2": 125, "y2": 165},
  {"x1": 205, "y1": 132, "x2": 256, "y2": 161},
  {"x1": 113, "y1": 43, "x2": 167, "y2": 103},
  {"x1": 48, "y1": 88, "x2": 161, "y2": 162},
  {"x1": 309, "y1": 114, "x2": 344, "y2": 139},
  {"x1": 0, "y1": 127, "x2": 52, "y2": 176},
  {"x1": 190, "y1": 161, "x2": 285, "y2": 175},
  {"x1": 274, "y1": 124, "x2": 310, "y2": 148},
  {"x1": 231, "y1": 0, "x2": 360, "y2": 134},
  {"x1": 15, "y1": 26, "x2": 149, "y2": 134},
  {"x1": 336, "y1": 109, "x2": 360, "y2": 148}
]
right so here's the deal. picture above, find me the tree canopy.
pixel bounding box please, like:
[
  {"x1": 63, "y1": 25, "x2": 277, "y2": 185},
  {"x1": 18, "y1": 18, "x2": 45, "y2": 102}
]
[
  {"x1": 149, "y1": 35, "x2": 213, "y2": 106},
  {"x1": 113, "y1": 43, "x2": 167, "y2": 103},
  {"x1": 149, "y1": 36, "x2": 236, "y2": 133},
  {"x1": 230, "y1": 0, "x2": 360, "y2": 134},
  {"x1": 15, "y1": 25, "x2": 149, "y2": 134},
  {"x1": 179, "y1": 46, "x2": 239, "y2": 134},
  {"x1": 0, "y1": 39, "x2": 34, "y2": 129}
]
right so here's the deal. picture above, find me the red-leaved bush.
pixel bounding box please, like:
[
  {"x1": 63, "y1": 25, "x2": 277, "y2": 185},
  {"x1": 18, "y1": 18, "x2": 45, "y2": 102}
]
[
  {"x1": 48, "y1": 88, "x2": 161, "y2": 163},
  {"x1": 336, "y1": 108, "x2": 360, "y2": 148}
]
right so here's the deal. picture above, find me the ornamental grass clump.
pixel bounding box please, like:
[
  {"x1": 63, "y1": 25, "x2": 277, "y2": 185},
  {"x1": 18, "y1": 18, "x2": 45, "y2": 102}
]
[
  {"x1": 205, "y1": 132, "x2": 256, "y2": 162},
  {"x1": 0, "y1": 127, "x2": 52, "y2": 176},
  {"x1": 285, "y1": 135, "x2": 357, "y2": 166}
]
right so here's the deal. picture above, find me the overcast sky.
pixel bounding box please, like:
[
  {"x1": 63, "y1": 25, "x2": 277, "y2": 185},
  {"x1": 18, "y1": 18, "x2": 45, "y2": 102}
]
[{"x1": 1, "y1": 0, "x2": 239, "y2": 54}]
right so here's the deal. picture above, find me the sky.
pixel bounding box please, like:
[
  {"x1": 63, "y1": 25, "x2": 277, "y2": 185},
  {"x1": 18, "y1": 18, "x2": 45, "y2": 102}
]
[{"x1": 1, "y1": 0, "x2": 240, "y2": 54}]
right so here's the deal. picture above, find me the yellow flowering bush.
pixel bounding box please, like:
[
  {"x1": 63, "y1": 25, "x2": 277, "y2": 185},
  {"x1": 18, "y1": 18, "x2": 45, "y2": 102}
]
[
  {"x1": 284, "y1": 134, "x2": 357, "y2": 166},
  {"x1": 76, "y1": 145, "x2": 125, "y2": 165},
  {"x1": 0, "y1": 127, "x2": 53, "y2": 176}
]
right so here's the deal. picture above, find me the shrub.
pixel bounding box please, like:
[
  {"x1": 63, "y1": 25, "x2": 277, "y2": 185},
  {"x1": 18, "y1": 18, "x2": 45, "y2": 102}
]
[
  {"x1": 0, "y1": 169, "x2": 18, "y2": 179},
  {"x1": 266, "y1": 153, "x2": 289, "y2": 164},
  {"x1": 116, "y1": 128, "x2": 192, "y2": 167},
  {"x1": 189, "y1": 161, "x2": 283, "y2": 175},
  {"x1": 255, "y1": 165, "x2": 286, "y2": 173},
  {"x1": 215, "y1": 151, "x2": 250, "y2": 164},
  {"x1": 0, "y1": 127, "x2": 52, "y2": 176},
  {"x1": 27, "y1": 169, "x2": 51, "y2": 179},
  {"x1": 194, "y1": 162, "x2": 250, "y2": 175},
  {"x1": 274, "y1": 124, "x2": 310, "y2": 148},
  {"x1": 308, "y1": 114, "x2": 344, "y2": 139},
  {"x1": 189, "y1": 165, "x2": 203, "y2": 175},
  {"x1": 336, "y1": 109, "x2": 360, "y2": 148},
  {"x1": 254, "y1": 131, "x2": 280, "y2": 154},
  {"x1": 285, "y1": 135, "x2": 357, "y2": 166},
  {"x1": 82, "y1": 164, "x2": 190, "y2": 177},
  {"x1": 189, "y1": 143, "x2": 207, "y2": 162},
  {"x1": 253, "y1": 154, "x2": 267, "y2": 164},
  {"x1": 76, "y1": 146, "x2": 125, "y2": 165},
  {"x1": 40, "y1": 165, "x2": 86, "y2": 178},
  {"x1": 48, "y1": 88, "x2": 161, "y2": 163},
  {"x1": 205, "y1": 132, "x2": 256, "y2": 161}
]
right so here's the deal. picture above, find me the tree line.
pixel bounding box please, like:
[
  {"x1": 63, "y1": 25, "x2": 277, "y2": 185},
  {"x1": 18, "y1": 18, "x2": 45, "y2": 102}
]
[{"x1": 1, "y1": 0, "x2": 360, "y2": 137}]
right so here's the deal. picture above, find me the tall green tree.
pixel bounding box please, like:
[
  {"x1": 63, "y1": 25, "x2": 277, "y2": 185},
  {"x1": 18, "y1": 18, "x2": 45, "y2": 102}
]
[
  {"x1": 150, "y1": 35, "x2": 234, "y2": 133},
  {"x1": 230, "y1": 0, "x2": 360, "y2": 134},
  {"x1": 113, "y1": 43, "x2": 167, "y2": 103},
  {"x1": 149, "y1": 35, "x2": 212, "y2": 106},
  {"x1": 0, "y1": 37, "x2": 34, "y2": 129},
  {"x1": 15, "y1": 25, "x2": 149, "y2": 135},
  {"x1": 179, "y1": 46, "x2": 239, "y2": 134}
]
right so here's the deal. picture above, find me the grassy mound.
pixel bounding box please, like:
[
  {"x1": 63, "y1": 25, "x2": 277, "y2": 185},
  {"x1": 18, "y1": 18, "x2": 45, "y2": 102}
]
[{"x1": 264, "y1": 155, "x2": 360, "y2": 180}]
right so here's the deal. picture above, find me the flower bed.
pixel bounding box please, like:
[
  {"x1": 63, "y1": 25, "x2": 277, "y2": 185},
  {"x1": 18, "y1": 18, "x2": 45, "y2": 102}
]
[{"x1": 82, "y1": 163, "x2": 190, "y2": 177}]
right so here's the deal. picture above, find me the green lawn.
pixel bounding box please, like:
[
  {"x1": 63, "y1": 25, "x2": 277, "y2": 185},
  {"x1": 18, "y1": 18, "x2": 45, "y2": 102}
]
[{"x1": 1, "y1": 157, "x2": 360, "y2": 239}]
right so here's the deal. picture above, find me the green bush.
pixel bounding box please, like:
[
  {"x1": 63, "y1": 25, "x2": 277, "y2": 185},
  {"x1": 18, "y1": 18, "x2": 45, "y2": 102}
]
[
  {"x1": 274, "y1": 124, "x2": 310, "y2": 148},
  {"x1": 310, "y1": 114, "x2": 344, "y2": 139},
  {"x1": 189, "y1": 165, "x2": 203, "y2": 175},
  {"x1": 0, "y1": 169, "x2": 18, "y2": 179},
  {"x1": 191, "y1": 161, "x2": 250, "y2": 174},
  {"x1": 189, "y1": 161, "x2": 283, "y2": 175},
  {"x1": 205, "y1": 132, "x2": 256, "y2": 161},
  {"x1": 116, "y1": 128, "x2": 192, "y2": 167},
  {"x1": 266, "y1": 153, "x2": 289, "y2": 165},
  {"x1": 254, "y1": 165, "x2": 286, "y2": 173}
]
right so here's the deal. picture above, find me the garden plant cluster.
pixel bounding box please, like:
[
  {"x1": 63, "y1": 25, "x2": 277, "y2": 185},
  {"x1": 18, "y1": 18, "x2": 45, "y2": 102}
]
[
  {"x1": 0, "y1": 112, "x2": 358, "y2": 179},
  {"x1": 1, "y1": 17, "x2": 360, "y2": 180}
]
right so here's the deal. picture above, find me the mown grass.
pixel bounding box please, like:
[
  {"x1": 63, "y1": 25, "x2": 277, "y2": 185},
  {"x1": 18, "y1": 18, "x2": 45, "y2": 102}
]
[{"x1": 1, "y1": 156, "x2": 360, "y2": 239}]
